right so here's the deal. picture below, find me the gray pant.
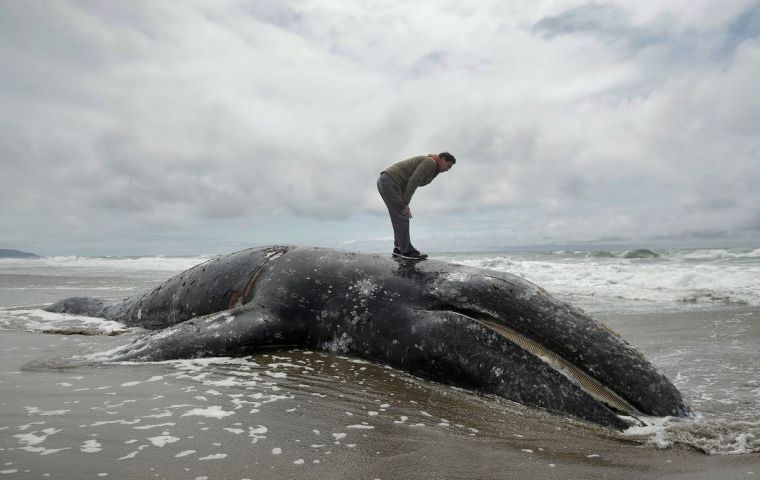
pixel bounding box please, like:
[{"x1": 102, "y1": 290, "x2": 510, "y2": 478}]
[{"x1": 377, "y1": 172, "x2": 415, "y2": 254}]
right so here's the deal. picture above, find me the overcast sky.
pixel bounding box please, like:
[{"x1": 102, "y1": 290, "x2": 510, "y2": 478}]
[{"x1": 1, "y1": 1, "x2": 759, "y2": 256}]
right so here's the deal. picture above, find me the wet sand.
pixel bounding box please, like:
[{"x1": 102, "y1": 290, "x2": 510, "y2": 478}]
[{"x1": 2, "y1": 319, "x2": 760, "y2": 480}]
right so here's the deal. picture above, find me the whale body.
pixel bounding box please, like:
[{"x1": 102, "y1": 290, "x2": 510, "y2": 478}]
[{"x1": 46, "y1": 246, "x2": 690, "y2": 429}]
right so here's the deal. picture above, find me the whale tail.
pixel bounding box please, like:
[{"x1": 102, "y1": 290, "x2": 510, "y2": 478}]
[{"x1": 46, "y1": 297, "x2": 115, "y2": 317}]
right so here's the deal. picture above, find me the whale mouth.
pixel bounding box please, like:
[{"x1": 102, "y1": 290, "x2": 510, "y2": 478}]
[
  {"x1": 477, "y1": 318, "x2": 642, "y2": 416},
  {"x1": 440, "y1": 309, "x2": 643, "y2": 418}
]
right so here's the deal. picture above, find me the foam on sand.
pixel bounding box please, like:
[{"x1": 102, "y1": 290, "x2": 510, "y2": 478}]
[
  {"x1": 0, "y1": 308, "x2": 130, "y2": 335},
  {"x1": 181, "y1": 406, "x2": 235, "y2": 418}
]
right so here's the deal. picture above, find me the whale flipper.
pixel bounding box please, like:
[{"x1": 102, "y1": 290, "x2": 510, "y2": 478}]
[{"x1": 100, "y1": 305, "x2": 289, "y2": 362}]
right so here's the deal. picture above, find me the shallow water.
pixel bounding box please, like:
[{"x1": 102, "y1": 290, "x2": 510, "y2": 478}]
[{"x1": 595, "y1": 307, "x2": 760, "y2": 455}]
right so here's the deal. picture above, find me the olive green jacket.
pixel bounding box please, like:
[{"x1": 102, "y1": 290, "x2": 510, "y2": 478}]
[{"x1": 382, "y1": 156, "x2": 440, "y2": 206}]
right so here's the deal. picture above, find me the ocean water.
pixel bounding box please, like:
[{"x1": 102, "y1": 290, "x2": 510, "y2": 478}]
[
  {"x1": 438, "y1": 247, "x2": 760, "y2": 312},
  {"x1": 1, "y1": 246, "x2": 759, "y2": 475}
]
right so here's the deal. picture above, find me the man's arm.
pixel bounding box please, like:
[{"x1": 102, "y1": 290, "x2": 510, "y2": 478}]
[{"x1": 402, "y1": 157, "x2": 438, "y2": 206}]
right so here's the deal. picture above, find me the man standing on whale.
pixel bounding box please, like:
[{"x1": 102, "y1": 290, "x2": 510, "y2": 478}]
[{"x1": 377, "y1": 152, "x2": 456, "y2": 260}]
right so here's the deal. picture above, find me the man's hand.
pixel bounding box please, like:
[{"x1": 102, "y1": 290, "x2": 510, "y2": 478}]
[
  {"x1": 427, "y1": 153, "x2": 440, "y2": 161},
  {"x1": 401, "y1": 206, "x2": 412, "y2": 218}
]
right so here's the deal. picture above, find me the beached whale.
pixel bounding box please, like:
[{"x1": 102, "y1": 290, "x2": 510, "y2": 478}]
[{"x1": 46, "y1": 246, "x2": 690, "y2": 429}]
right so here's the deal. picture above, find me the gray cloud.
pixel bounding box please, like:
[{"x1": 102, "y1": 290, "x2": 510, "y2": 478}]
[
  {"x1": 724, "y1": 3, "x2": 760, "y2": 51},
  {"x1": 532, "y1": 4, "x2": 660, "y2": 45},
  {"x1": 533, "y1": 2, "x2": 760, "y2": 65},
  {"x1": 237, "y1": 0, "x2": 304, "y2": 32}
]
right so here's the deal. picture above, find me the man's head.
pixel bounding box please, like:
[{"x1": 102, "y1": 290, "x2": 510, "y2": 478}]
[{"x1": 437, "y1": 152, "x2": 456, "y2": 173}]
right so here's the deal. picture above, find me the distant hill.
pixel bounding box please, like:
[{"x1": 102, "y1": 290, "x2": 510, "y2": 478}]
[{"x1": 0, "y1": 249, "x2": 40, "y2": 259}]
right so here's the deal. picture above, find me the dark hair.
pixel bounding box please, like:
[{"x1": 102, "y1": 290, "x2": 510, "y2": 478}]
[{"x1": 439, "y1": 152, "x2": 456, "y2": 164}]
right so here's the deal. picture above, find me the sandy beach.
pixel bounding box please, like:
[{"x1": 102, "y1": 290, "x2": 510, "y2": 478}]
[{"x1": 2, "y1": 313, "x2": 759, "y2": 480}]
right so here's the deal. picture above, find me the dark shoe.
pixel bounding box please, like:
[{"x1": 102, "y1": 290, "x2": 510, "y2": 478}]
[
  {"x1": 399, "y1": 251, "x2": 428, "y2": 260},
  {"x1": 392, "y1": 247, "x2": 401, "y2": 257}
]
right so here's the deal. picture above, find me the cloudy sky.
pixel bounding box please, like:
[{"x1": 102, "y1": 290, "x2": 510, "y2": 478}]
[{"x1": 1, "y1": 1, "x2": 759, "y2": 256}]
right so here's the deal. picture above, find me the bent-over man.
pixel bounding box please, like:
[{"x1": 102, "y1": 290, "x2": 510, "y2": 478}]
[{"x1": 377, "y1": 152, "x2": 456, "y2": 260}]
